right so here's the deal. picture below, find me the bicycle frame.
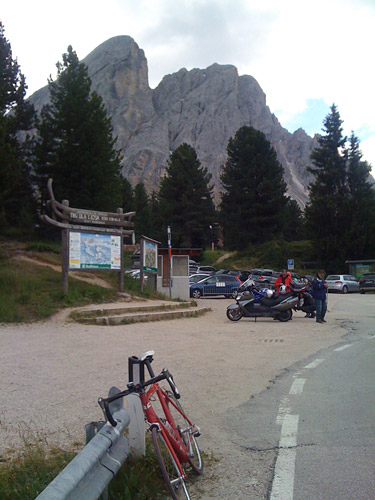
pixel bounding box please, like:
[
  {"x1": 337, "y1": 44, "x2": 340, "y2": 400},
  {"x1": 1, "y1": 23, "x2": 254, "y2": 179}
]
[
  {"x1": 140, "y1": 382, "x2": 192, "y2": 476},
  {"x1": 98, "y1": 351, "x2": 201, "y2": 491}
]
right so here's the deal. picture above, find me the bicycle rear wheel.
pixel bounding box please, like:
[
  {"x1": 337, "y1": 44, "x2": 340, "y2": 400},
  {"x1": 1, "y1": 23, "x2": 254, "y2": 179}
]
[
  {"x1": 151, "y1": 426, "x2": 190, "y2": 500},
  {"x1": 165, "y1": 391, "x2": 203, "y2": 475}
]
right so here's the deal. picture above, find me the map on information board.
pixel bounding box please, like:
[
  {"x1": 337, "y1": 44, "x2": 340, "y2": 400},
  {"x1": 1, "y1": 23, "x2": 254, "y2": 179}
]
[{"x1": 69, "y1": 232, "x2": 121, "y2": 269}]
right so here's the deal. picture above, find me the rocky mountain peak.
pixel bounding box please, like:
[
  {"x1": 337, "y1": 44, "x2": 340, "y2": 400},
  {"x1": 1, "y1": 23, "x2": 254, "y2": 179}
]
[{"x1": 28, "y1": 36, "x2": 319, "y2": 206}]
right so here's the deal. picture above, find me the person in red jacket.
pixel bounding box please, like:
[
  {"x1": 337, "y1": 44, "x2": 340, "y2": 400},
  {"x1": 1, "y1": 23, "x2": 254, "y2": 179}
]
[{"x1": 274, "y1": 269, "x2": 293, "y2": 293}]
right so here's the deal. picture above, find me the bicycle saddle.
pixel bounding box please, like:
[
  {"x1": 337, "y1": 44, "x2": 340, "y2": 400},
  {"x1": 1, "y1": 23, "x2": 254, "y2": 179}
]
[{"x1": 139, "y1": 350, "x2": 155, "y2": 361}]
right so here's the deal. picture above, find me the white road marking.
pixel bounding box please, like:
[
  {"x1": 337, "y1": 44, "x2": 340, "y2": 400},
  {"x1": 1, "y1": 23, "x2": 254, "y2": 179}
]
[
  {"x1": 276, "y1": 397, "x2": 291, "y2": 425},
  {"x1": 270, "y1": 414, "x2": 299, "y2": 500},
  {"x1": 289, "y1": 378, "x2": 306, "y2": 395},
  {"x1": 305, "y1": 358, "x2": 324, "y2": 369},
  {"x1": 334, "y1": 344, "x2": 352, "y2": 352}
]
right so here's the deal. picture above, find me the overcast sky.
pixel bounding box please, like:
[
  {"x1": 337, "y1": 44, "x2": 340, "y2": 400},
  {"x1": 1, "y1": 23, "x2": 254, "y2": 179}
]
[{"x1": 3, "y1": 0, "x2": 374, "y2": 170}]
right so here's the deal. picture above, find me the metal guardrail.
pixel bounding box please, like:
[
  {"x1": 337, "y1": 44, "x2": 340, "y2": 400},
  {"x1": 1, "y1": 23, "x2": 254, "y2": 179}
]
[{"x1": 35, "y1": 387, "x2": 130, "y2": 500}]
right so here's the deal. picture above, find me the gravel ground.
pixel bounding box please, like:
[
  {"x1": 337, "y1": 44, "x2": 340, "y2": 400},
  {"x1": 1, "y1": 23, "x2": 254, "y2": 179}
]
[{"x1": 0, "y1": 294, "x2": 348, "y2": 498}]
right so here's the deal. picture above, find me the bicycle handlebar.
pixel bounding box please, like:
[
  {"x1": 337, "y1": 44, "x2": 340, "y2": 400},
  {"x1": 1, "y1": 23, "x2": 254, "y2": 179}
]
[{"x1": 98, "y1": 368, "x2": 180, "y2": 426}]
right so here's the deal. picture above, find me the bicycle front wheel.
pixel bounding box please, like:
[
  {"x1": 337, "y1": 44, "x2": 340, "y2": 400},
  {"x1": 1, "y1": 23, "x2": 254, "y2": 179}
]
[{"x1": 151, "y1": 426, "x2": 190, "y2": 500}]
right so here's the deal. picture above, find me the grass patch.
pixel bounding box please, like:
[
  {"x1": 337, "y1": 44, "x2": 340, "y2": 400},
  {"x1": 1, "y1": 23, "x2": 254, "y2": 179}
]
[
  {"x1": 0, "y1": 438, "x2": 175, "y2": 500},
  {"x1": 25, "y1": 241, "x2": 61, "y2": 254},
  {"x1": 201, "y1": 240, "x2": 316, "y2": 273},
  {"x1": 122, "y1": 274, "x2": 170, "y2": 301},
  {"x1": 0, "y1": 259, "x2": 118, "y2": 323},
  {"x1": 0, "y1": 442, "x2": 76, "y2": 500}
]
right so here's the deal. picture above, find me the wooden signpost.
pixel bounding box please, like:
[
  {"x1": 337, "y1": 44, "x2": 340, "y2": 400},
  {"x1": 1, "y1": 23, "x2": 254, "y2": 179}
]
[{"x1": 41, "y1": 179, "x2": 135, "y2": 295}]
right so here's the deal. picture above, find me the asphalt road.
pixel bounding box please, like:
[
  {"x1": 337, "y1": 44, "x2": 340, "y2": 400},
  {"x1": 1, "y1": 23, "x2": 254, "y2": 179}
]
[{"x1": 225, "y1": 293, "x2": 375, "y2": 500}]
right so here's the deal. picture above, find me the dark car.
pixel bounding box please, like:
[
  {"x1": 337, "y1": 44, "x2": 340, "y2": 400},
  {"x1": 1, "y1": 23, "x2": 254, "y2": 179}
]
[
  {"x1": 189, "y1": 274, "x2": 241, "y2": 299},
  {"x1": 224, "y1": 270, "x2": 251, "y2": 282},
  {"x1": 359, "y1": 273, "x2": 375, "y2": 294}
]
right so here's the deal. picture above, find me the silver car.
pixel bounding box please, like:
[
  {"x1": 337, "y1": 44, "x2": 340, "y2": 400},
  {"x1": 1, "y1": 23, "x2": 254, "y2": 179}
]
[{"x1": 326, "y1": 274, "x2": 359, "y2": 294}]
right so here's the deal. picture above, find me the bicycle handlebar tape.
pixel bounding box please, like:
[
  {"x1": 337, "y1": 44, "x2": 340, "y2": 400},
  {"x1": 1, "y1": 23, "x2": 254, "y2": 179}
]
[{"x1": 163, "y1": 369, "x2": 181, "y2": 399}]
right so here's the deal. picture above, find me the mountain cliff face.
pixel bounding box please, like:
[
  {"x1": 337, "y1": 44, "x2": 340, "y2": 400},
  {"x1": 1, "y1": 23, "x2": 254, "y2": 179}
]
[{"x1": 28, "y1": 36, "x2": 318, "y2": 206}]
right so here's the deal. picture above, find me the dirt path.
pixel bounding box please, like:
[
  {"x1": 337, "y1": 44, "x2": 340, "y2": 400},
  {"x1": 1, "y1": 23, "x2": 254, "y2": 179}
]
[
  {"x1": 12, "y1": 254, "x2": 113, "y2": 289},
  {"x1": 0, "y1": 294, "x2": 355, "y2": 498}
]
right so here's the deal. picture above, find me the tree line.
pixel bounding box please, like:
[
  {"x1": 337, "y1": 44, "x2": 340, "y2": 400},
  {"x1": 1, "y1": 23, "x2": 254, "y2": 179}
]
[{"x1": 1, "y1": 21, "x2": 374, "y2": 268}]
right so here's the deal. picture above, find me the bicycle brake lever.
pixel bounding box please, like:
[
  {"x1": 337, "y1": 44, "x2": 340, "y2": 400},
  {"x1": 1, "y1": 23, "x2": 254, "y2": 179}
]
[
  {"x1": 98, "y1": 397, "x2": 118, "y2": 427},
  {"x1": 163, "y1": 368, "x2": 181, "y2": 399}
]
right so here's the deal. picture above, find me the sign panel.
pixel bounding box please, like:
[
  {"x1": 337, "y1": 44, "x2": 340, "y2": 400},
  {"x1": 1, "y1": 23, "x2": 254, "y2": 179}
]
[
  {"x1": 69, "y1": 232, "x2": 121, "y2": 270},
  {"x1": 287, "y1": 259, "x2": 295, "y2": 270},
  {"x1": 143, "y1": 239, "x2": 158, "y2": 273}
]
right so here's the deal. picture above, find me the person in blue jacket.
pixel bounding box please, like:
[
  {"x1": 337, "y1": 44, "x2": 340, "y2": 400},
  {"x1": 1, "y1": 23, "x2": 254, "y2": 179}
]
[{"x1": 312, "y1": 269, "x2": 328, "y2": 323}]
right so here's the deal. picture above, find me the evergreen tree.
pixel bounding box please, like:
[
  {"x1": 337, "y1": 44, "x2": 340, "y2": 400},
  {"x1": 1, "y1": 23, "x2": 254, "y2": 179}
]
[
  {"x1": 306, "y1": 105, "x2": 375, "y2": 267},
  {"x1": 133, "y1": 182, "x2": 152, "y2": 238},
  {"x1": 158, "y1": 144, "x2": 216, "y2": 248},
  {"x1": 0, "y1": 21, "x2": 36, "y2": 231},
  {"x1": 344, "y1": 132, "x2": 375, "y2": 258},
  {"x1": 34, "y1": 46, "x2": 122, "y2": 212},
  {"x1": 220, "y1": 126, "x2": 288, "y2": 249},
  {"x1": 120, "y1": 176, "x2": 134, "y2": 213},
  {"x1": 284, "y1": 198, "x2": 305, "y2": 241}
]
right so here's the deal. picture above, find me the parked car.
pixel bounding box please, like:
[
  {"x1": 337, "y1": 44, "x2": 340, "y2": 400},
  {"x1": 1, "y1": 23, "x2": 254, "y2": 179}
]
[
  {"x1": 223, "y1": 270, "x2": 251, "y2": 282},
  {"x1": 189, "y1": 264, "x2": 199, "y2": 276},
  {"x1": 326, "y1": 274, "x2": 359, "y2": 293},
  {"x1": 189, "y1": 273, "x2": 210, "y2": 284},
  {"x1": 196, "y1": 265, "x2": 216, "y2": 275},
  {"x1": 249, "y1": 269, "x2": 278, "y2": 288},
  {"x1": 189, "y1": 274, "x2": 241, "y2": 299},
  {"x1": 359, "y1": 273, "x2": 375, "y2": 294}
]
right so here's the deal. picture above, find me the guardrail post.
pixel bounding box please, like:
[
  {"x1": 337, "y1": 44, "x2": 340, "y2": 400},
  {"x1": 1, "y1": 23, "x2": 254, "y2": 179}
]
[{"x1": 128, "y1": 360, "x2": 146, "y2": 456}]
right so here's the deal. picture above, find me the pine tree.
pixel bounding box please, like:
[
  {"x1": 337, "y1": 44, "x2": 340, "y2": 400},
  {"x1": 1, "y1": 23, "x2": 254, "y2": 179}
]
[
  {"x1": 344, "y1": 132, "x2": 375, "y2": 258},
  {"x1": 133, "y1": 182, "x2": 152, "y2": 238},
  {"x1": 0, "y1": 21, "x2": 36, "y2": 231},
  {"x1": 284, "y1": 198, "x2": 305, "y2": 241},
  {"x1": 158, "y1": 144, "x2": 216, "y2": 248},
  {"x1": 120, "y1": 176, "x2": 134, "y2": 214},
  {"x1": 34, "y1": 46, "x2": 122, "y2": 212},
  {"x1": 306, "y1": 105, "x2": 375, "y2": 267},
  {"x1": 220, "y1": 126, "x2": 288, "y2": 249}
]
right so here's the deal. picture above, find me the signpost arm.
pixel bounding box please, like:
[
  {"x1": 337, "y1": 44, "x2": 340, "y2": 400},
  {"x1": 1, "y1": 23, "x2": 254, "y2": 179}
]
[{"x1": 61, "y1": 200, "x2": 69, "y2": 295}]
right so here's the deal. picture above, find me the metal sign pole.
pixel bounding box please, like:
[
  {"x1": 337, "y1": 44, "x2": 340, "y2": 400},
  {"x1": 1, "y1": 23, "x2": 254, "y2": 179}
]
[
  {"x1": 140, "y1": 238, "x2": 144, "y2": 294},
  {"x1": 61, "y1": 200, "x2": 70, "y2": 295},
  {"x1": 167, "y1": 226, "x2": 172, "y2": 299},
  {"x1": 117, "y1": 208, "x2": 124, "y2": 293}
]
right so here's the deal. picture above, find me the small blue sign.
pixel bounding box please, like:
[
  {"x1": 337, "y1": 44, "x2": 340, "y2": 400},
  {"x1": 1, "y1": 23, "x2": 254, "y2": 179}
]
[{"x1": 287, "y1": 259, "x2": 294, "y2": 270}]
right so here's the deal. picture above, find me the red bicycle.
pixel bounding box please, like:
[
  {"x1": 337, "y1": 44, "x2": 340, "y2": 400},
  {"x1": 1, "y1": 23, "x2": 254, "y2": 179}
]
[{"x1": 98, "y1": 350, "x2": 203, "y2": 499}]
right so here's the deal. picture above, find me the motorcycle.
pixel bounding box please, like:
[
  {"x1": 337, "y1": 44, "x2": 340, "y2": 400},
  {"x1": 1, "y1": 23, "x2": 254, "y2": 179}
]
[
  {"x1": 237, "y1": 278, "x2": 271, "y2": 303},
  {"x1": 290, "y1": 281, "x2": 316, "y2": 318},
  {"x1": 227, "y1": 288, "x2": 298, "y2": 322}
]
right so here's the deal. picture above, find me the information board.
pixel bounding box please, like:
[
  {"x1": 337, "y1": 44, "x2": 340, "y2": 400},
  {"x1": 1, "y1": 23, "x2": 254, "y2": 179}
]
[
  {"x1": 69, "y1": 232, "x2": 121, "y2": 270},
  {"x1": 142, "y1": 239, "x2": 158, "y2": 273}
]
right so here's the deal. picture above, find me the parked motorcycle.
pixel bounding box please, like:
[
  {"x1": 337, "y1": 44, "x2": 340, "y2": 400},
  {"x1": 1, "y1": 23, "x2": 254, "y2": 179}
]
[
  {"x1": 237, "y1": 278, "x2": 271, "y2": 303},
  {"x1": 226, "y1": 289, "x2": 298, "y2": 322},
  {"x1": 290, "y1": 281, "x2": 316, "y2": 318}
]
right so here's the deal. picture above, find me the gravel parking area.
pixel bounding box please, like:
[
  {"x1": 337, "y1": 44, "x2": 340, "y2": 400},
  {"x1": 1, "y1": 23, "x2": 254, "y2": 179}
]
[{"x1": 0, "y1": 294, "x2": 351, "y2": 498}]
